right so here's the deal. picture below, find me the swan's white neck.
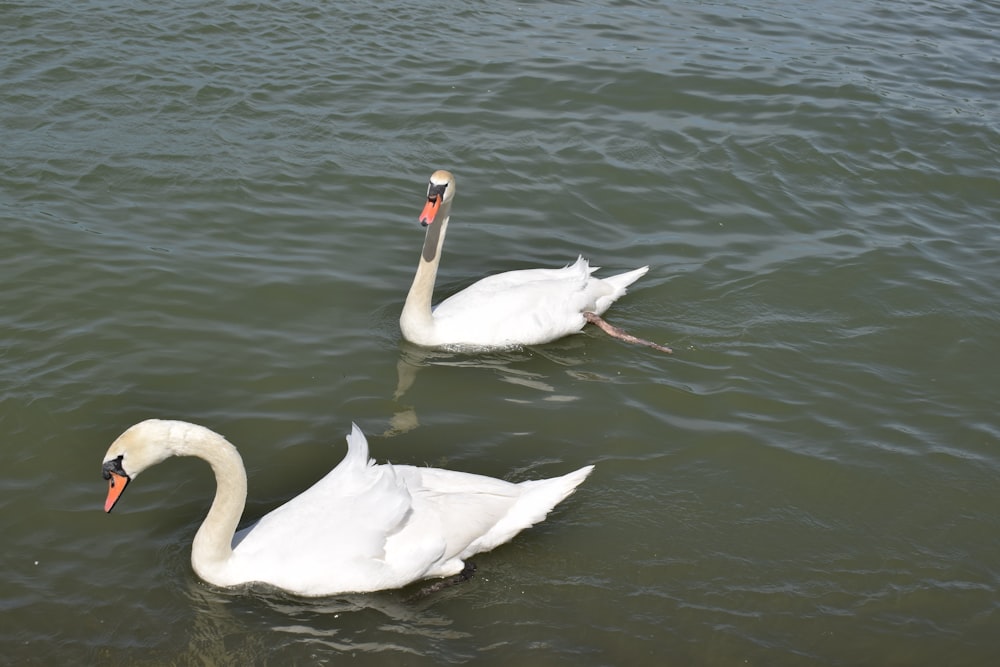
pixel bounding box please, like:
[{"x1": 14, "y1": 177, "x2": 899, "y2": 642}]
[
  {"x1": 400, "y1": 202, "x2": 452, "y2": 345},
  {"x1": 171, "y1": 427, "x2": 247, "y2": 581}
]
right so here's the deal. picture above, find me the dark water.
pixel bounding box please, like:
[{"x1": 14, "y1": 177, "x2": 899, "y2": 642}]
[{"x1": 2, "y1": 0, "x2": 999, "y2": 664}]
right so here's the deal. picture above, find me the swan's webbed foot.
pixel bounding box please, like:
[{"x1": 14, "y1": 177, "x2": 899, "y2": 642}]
[
  {"x1": 584, "y1": 312, "x2": 673, "y2": 353},
  {"x1": 404, "y1": 562, "x2": 477, "y2": 603}
]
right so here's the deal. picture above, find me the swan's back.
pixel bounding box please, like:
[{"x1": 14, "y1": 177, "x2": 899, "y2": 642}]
[
  {"x1": 224, "y1": 425, "x2": 594, "y2": 595},
  {"x1": 430, "y1": 257, "x2": 648, "y2": 347}
]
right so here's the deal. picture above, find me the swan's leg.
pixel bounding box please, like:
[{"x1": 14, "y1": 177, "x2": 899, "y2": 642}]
[
  {"x1": 583, "y1": 312, "x2": 673, "y2": 353},
  {"x1": 405, "y1": 562, "x2": 477, "y2": 603}
]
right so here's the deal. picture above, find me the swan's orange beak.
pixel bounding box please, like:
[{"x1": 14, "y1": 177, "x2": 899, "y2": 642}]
[
  {"x1": 419, "y1": 195, "x2": 441, "y2": 226},
  {"x1": 104, "y1": 472, "x2": 130, "y2": 513}
]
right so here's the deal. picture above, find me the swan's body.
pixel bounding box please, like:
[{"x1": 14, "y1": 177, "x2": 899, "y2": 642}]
[
  {"x1": 400, "y1": 170, "x2": 664, "y2": 351},
  {"x1": 102, "y1": 419, "x2": 593, "y2": 597}
]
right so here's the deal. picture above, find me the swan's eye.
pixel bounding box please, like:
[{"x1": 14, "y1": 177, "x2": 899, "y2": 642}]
[{"x1": 102, "y1": 454, "x2": 125, "y2": 480}]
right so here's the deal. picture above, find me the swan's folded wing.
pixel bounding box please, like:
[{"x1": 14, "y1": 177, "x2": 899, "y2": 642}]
[
  {"x1": 226, "y1": 459, "x2": 427, "y2": 594},
  {"x1": 432, "y1": 283, "x2": 598, "y2": 346}
]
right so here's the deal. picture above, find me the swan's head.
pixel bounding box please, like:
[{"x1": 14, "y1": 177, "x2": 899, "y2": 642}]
[
  {"x1": 101, "y1": 419, "x2": 206, "y2": 513},
  {"x1": 419, "y1": 170, "x2": 456, "y2": 227}
]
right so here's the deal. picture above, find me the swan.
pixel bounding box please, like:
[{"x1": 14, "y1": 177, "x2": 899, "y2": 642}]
[
  {"x1": 101, "y1": 419, "x2": 593, "y2": 597},
  {"x1": 399, "y1": 170, "x2": 671, "y2": 352}
]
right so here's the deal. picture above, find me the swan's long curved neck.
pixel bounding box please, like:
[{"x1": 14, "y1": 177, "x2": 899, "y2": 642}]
[
  {"x1": 172, "y1": 428, "x2": 248, "y2": 573},
  {"x1": 401, "y1": 202, "x2": 451, "y2": 341}
]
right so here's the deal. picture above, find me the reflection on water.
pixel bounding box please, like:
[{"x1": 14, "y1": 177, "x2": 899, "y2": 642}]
[
  {"x1": 110, "y1": 568, "x2": 482, "y2": 664},
  {"x1": 388, "y1": 342, "x2": 605, "y2": 436}
]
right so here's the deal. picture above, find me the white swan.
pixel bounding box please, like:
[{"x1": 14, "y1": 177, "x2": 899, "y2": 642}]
[
  {"x1": 400, "y1": 170, "x2": 671, "y2": 352},
  {"x1": 101, "y1": 419, "x2": 593, "y2": 597}
]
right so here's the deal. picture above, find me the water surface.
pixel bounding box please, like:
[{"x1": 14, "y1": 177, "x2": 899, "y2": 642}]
[{"x1": 2, "y1": 0, "x2": 999, "y2": 664}]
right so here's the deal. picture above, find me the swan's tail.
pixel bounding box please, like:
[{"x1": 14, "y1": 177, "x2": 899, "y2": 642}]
[
  {"x1": 463, "y1": 465, "x2": 595, "y2": 556},
  {"x1": 604, "y1": 265, "x2": 649, "y2": 292},
  {"x1": 591, "y1": 265, "x2": 649, "y2": 315},
  {"x1": 515, "y1": 464, "x2": 594, "y2": 522}
]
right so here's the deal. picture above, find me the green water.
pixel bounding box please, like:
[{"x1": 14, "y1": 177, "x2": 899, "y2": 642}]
[{"x1": 2, "y1": 1, "x2": 998, "y2": 664}]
